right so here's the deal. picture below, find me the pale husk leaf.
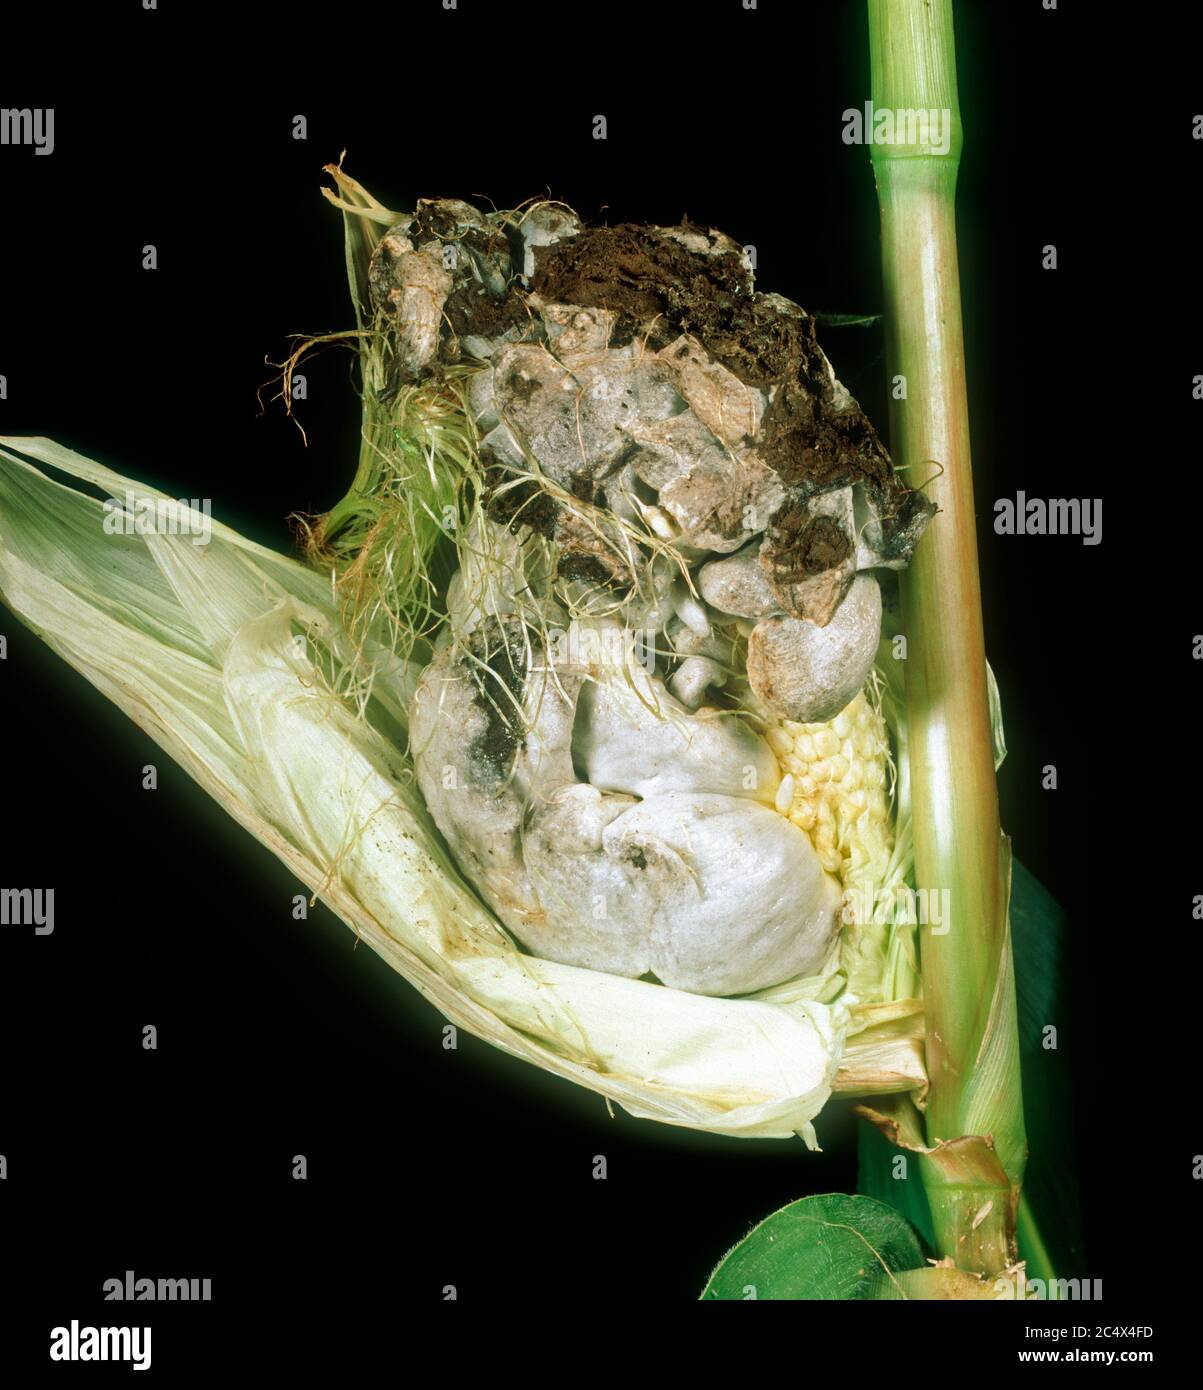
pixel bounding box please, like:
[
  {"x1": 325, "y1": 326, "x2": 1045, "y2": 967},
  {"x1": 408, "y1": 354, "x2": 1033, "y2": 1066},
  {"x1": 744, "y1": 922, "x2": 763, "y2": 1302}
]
[{"x1": 0, "y1": 435, "x2": 850, "y2": 1141}]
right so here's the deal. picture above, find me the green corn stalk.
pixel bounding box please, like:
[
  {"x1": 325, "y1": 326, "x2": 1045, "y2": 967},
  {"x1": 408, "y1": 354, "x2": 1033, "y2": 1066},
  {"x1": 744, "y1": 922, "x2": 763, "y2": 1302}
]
[{"x1": 867, "y1": 0, "x2": 1027, "y2": 1276}]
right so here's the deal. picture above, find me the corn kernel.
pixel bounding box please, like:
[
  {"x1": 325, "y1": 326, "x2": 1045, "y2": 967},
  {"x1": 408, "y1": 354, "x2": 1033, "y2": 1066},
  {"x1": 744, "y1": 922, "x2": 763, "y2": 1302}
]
[
  {"x1": 816, "y1": 728, "x2": 840, "y2": 758},
  {"x1": 766, "y1": 690, "x2": 894, "y2": 894},
  {"x1": 766, "y1": 728, "x2": 793, "y2": 758},
  {"x1": 774, "y1": 773, "x2": 796, "y2": 815}
]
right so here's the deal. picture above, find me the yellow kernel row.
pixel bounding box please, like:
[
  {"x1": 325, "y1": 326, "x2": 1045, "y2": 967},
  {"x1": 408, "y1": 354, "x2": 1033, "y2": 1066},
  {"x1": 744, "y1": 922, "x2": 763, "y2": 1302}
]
[{"x1": 769, "y1": 690, "x2": 894, "y2": 892}]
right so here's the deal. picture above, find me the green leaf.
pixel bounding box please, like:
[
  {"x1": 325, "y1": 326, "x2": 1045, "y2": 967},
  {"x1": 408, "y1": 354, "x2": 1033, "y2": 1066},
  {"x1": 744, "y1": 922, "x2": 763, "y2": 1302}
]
[
  {"x1": 701, "y1": 1193, "x2": 924, "y2": 1300},
  {"x1": 1009, "y1": 859, "x2": 1084, "y2": 1281}
]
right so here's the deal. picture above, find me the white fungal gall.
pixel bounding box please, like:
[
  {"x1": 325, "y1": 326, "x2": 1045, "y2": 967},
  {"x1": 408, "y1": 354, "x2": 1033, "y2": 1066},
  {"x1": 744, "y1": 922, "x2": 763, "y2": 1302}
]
[
  {"x1": 383, "y1": 193, "x2": 938, "y2": 1001},
  {"x1": 697, "y1": 542, "x2": 779, "y2": 619},
  {"x1": 669, "y1": 655, "x2": 726, "y2": 709},
  {"x1": 410, "y1": 631, "x2": 842, "y2": 996},
  {"x1": 535, "y1": 299, "x2": 617, "y2": 355},
  {"x1": 759, "y1": 487, "x2": 857, "y2": 627},
  {"x1": 387, "y1": 248, "x2": 453, "y2": 376},
  {"x1": 657, "y1": 334, "x2": 767, "y2": 445},
  {"x1": 625, "y1": 411, "x2": 785, "y2": 554},
  {"x1": 515, "y1": 202, "x2": 582, "y2": 279},
  {"x1": 577, "y1": 665, "x2": 780, "y2": 806},
  {"x1": 746, "y1": 575, "x2": 883, "y2": 723},
  {"x1": 670, "y1": 579, "x2": 712, "y2": 638},
  {"x1": 490, "y1": 342, "x2": 681, "y2": 490}
]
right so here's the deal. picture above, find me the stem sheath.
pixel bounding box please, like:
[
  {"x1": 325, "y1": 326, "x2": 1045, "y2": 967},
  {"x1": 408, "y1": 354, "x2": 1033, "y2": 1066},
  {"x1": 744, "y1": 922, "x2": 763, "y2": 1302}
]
[{"x1": 867, "y1": 0, "x2": 1026, "y2": 1275}]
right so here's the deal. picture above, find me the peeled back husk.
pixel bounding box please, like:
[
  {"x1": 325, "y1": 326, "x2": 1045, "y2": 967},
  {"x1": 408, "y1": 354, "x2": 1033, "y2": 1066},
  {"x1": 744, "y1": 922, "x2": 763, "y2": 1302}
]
[{"x1": 0, "y1": 435, "x2": 854, "y2": 1142}]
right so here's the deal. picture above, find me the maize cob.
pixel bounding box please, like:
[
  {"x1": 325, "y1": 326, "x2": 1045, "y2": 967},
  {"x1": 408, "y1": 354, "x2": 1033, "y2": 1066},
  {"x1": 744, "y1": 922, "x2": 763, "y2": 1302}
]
[
  {"x1": 0, "y1": 165, "x2": 939, "y2": 1142},
  {"x1": 763, "y1": 676, "x2": 920, "y2": 1013},
  {"x1": 767, "y1": 687, "x2": 894, "y2": 888}
]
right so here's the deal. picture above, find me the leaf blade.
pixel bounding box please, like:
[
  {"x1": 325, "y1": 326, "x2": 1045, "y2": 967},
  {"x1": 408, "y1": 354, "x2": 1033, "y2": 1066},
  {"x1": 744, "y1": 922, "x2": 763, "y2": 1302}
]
[{"x1": 701, "y1": 1193, "x2": 924, "y2": 1300}]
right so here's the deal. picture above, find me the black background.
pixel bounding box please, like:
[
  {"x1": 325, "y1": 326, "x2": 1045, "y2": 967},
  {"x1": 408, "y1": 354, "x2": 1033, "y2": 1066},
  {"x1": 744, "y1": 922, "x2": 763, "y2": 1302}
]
[{"x1": 0, "y1": 0, "x2": 1194, "y2": 1365}]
